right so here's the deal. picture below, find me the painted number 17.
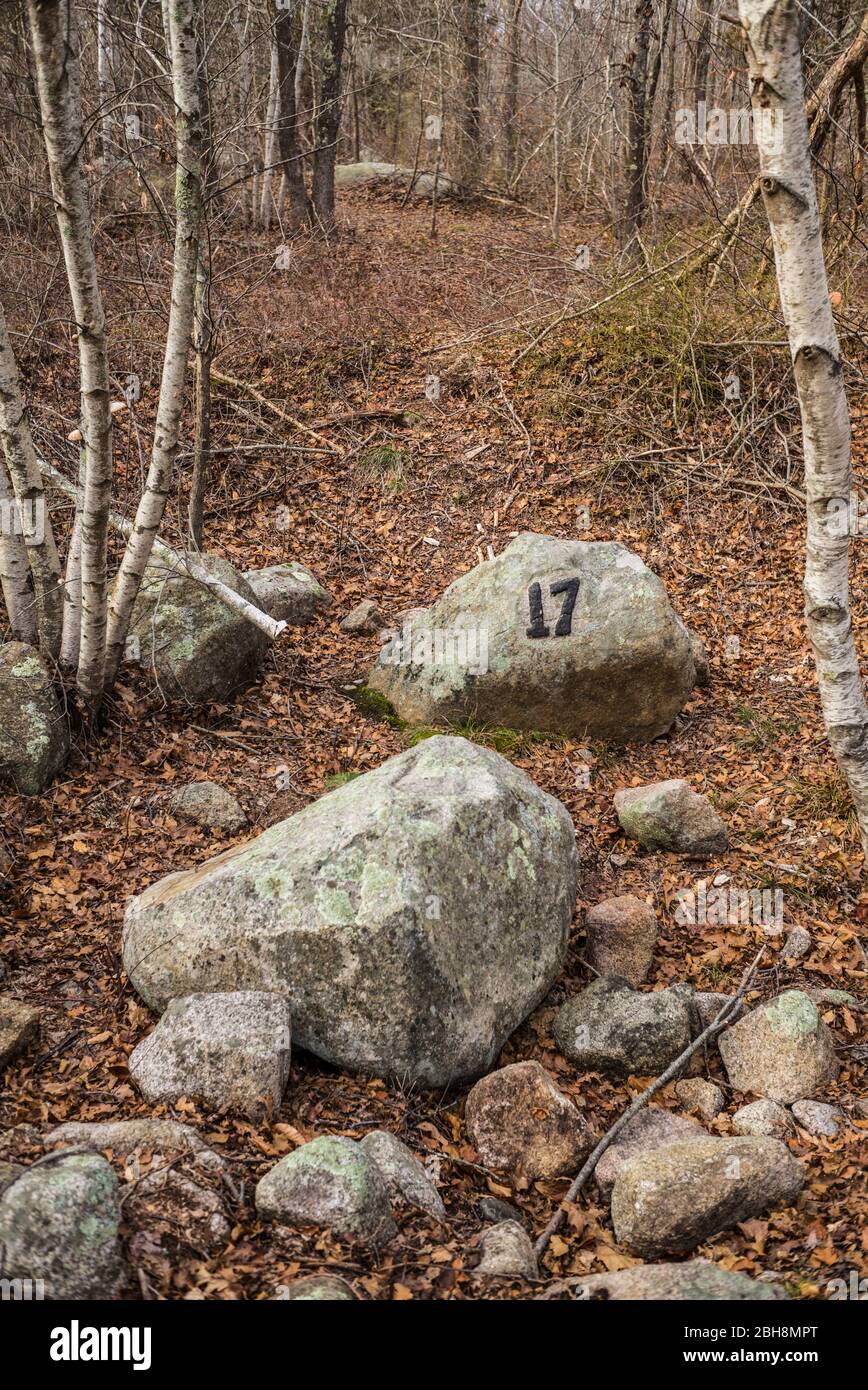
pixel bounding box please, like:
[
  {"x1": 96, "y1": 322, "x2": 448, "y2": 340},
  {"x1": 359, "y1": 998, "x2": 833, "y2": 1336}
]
[{"x1": 526, "y1": 577, "x2": 580, "y2": 639}]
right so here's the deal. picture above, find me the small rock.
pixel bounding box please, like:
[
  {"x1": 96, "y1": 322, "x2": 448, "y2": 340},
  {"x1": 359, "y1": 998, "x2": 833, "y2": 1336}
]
[
  {"x1": 782, "y1": 926, "x2": 811, "y2": 961},
  {"x1": 676, "y1": 1077, "x2": 725, "y2": 1120},
  {"x1": 718, "y1": 991, "x2": 840, "y2": 1105},
  {"x1": 272, "y1": 1274, "x2": 357, "y2": 1300},
  {"x1": 474, "y1": 1221, "x2": 538, "y2": 1279},
  {"x1": 0, "y1": 995, "x2": 39, "y2": 1070},
  {"x1": 359, "y1": 1130, "x2": 445, "y2": 1221},
  {"x1": 340, "y1": 599, "x2": 384, "y2": 635},
  {"x1": 554, "y1": 976, "x2": 695, "y2": 1077},
  {"x1": 478, "y1": 1196, "x2": 524, "y2": 1226},
  {"x1": 255, "y1": 1136, "x2": 396, "y2": 1245},
  {"x1": 464, "y1": 1060, "x2": 593, "y2": 1180},
  {"x1": 167, "y1": 780, "x2": 247, "y2": 834},
  {"x1": 129, "y1": 991, "x2": 292, "y2": 1116},
  {"x1": 853, "y1": 1098, "x2": 868, "y2": 1120},
  {"x1": 0, "y1": 642, "x2": 70, "y2": 794},
  {"x1": 791, "y1": 1099, "x2": 841, "y2": 1138},
  {"x1": 732, "y1": 1100, "x2": 795, "y2": 1138},
  {"x1": 0, "y1": 1152, "x2": 125, "y2": 1299},
  {"x1": 125, "y1": 1167, "x2": 230, "y2": 1255},
  {"x1": 594, "y1": 1106, "x2": 706, "y2": 1198},
  {"x1": 243, "y1": 561, "x2": 331, "y2": 626},
  {"x1": 611, "y1": 1136, "x2": 805, "y2": 1259},
  {"x1": 614, "y1": 779, "x2": 728, "y2": 858},
  {"x1": 585, "y1": 894, "x2": 658, "y2": 987},
  {"x1": 576, "y1": 1258, "x2": 787, "y2": 1301},
  {"x1": 45, "y1": 1118, "x2": 224, "y2": 1175}
]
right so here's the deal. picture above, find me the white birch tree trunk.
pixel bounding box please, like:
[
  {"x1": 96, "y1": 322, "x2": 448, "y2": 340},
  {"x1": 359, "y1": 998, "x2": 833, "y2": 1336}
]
[
  {"x1": 0, "y1": 301, "x2": 63, "y2": 656},
  {"x1": 40, "y1": 457, "x2": 285, "y2": 641},
  {"x1": 260, "y1": 31, "x2": 280, "y2": 229},
  {"x1": 738, "y1": 0, "x2": 868, "y2": 858},
  {"x1": 104, "y1": 0, "x2": 204, "y2": 689},
  {"x1": 28, "y1": 0, "x2": 113, "y2": 713},
  {"x1": 0, "y1": 456, "x2": 37, "y2": 645},
  {"x1": 96, "y1": 0, "x2": 114, "y2": 164}
]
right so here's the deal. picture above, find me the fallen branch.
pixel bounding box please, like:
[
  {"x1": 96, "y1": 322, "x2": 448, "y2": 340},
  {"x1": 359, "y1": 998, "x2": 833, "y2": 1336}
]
[
  {"x1": 533, "y1": 944, "x2": 767, "y2": 1264},
  {"x1": 210, "y1": 366, "x2": 344, "y2": 455},
  {"x1": 40, "y1": 458, "x2": 286, "y2": 641}
]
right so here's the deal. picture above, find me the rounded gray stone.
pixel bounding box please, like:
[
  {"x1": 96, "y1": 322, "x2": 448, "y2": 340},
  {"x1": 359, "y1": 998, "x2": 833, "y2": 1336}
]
[
  {"x1": 255, "y1": 1136, "x2": 397, "y2": 1245},
  {"x1": 0, "y1": 1153, "x2": 124, "y2": 1299}
]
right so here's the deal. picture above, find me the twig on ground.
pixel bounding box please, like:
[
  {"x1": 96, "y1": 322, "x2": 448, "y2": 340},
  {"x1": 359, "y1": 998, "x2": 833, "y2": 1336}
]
[{"x1": 533, "y1": 944, "x2": 767, "y2": 1263}]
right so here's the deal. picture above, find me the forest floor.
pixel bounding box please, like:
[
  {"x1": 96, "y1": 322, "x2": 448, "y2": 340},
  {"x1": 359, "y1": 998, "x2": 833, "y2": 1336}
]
[{"x1": 1, "y1": 187, "x2": 866, "y2": 1299}]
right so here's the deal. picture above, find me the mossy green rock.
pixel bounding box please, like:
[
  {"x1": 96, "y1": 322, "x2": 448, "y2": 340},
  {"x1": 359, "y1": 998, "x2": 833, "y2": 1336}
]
[
  {"x1": 256, "y1": 1136, "x2": 396, "y2": 1245},
  {"x1": 122, "y1": 736, "x2": 578, "y2": 1086},
  {"x1": 0, "y1": 642, "x2": 69, "y2": 794},
  {"x1": 0, "y1": 1153, "x2": 124, "y2": 1299},
  {"x1": 128, "y1": 552, "x2": 268, "y2": 703},
  {"x1": 368, "y1": 533, "x2": 697, "y2": 742},
  {"x1": 718, "y1": 991, "x2": 840, "y2": 1104}
]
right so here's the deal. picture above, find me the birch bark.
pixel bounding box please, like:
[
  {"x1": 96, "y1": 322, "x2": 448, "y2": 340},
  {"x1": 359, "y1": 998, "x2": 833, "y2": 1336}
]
[
  {"x1": 738, "y1": 0, "x2": 868, "y2": 857},
  {"x1": 28, "y1": 0, "x2": 113, "y2": 711},
  {"x1": 105, "y1": 0, "x2": 203, "y2": 688},
  {"x1": 0, "y1": 300, "x2": 63, "y2": 657}
]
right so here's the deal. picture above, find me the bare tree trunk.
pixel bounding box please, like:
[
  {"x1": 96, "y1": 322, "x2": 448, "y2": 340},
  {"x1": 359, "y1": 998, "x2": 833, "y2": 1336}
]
[
  {"x1": 276, "y1": 1, "x2": 312, "y2": 230},
  {"x1": 105, "y1": 0, "x2": 203, "y2": 689},
  {"x1": 311, "y1": 0, "x2": 348, "y2": 229},
  {"x1": 457, "y1": 0, "x2": 482, "y2": 191},
  {"x1": 0, "y1": 456, "x2": 36, "y2": 645},
  {"x1": 0, "y1": 303, "x2": 62, "y2": 655},
  {"x1": 29, "y1": 0, "x2": 113, "y2": 714},
  {"x1": 738, "y1": 0, "x2": 868, "y2": 858},
  {"x1": 260, "y1": 26, "x2": 281, "y2": 229},
  {"x1": 96, "y1": 0, "x2": 113, "y2": 164},
  {"x1": 617, "y1": 1, "x2": 654, "y2": 258},
  {"x1": 503, "y1": 0, "x2": 522, "y2": 189}
]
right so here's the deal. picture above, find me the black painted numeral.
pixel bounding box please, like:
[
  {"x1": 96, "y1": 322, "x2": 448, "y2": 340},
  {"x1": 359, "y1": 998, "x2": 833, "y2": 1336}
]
[
  {"x1": 525, "y1": 581, "x2": 550, "y2": 638},
  {"x1": 550, "y1": 577, "x2": 580, "y2": 636},
  {"x1": 526, "y1": 577, "x2": 580, "y2": 639}
]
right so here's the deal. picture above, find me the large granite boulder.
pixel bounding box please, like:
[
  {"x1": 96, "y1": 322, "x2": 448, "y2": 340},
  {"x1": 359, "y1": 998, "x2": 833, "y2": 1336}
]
[
  {"x1": 127, "y1": 552, "x2": 269, "y2": 703},
  {"x1": 122, "y1": 736, "x2": 578, "y2": 1087},
  {"x1": 0, "y1": 642, "x2": 69, "y2": 794},
  {"x1": 368, "y1": 533, "x2": 697, "y2": 741},
  {"x1": 718, "y1": 991, "x2": 840, "y2": 1105}
]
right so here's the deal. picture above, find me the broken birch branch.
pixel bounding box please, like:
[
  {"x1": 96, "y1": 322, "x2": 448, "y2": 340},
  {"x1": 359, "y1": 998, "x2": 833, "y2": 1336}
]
[{"x1": 40, "y1": 457, "x2": 286, "y2": 642}]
